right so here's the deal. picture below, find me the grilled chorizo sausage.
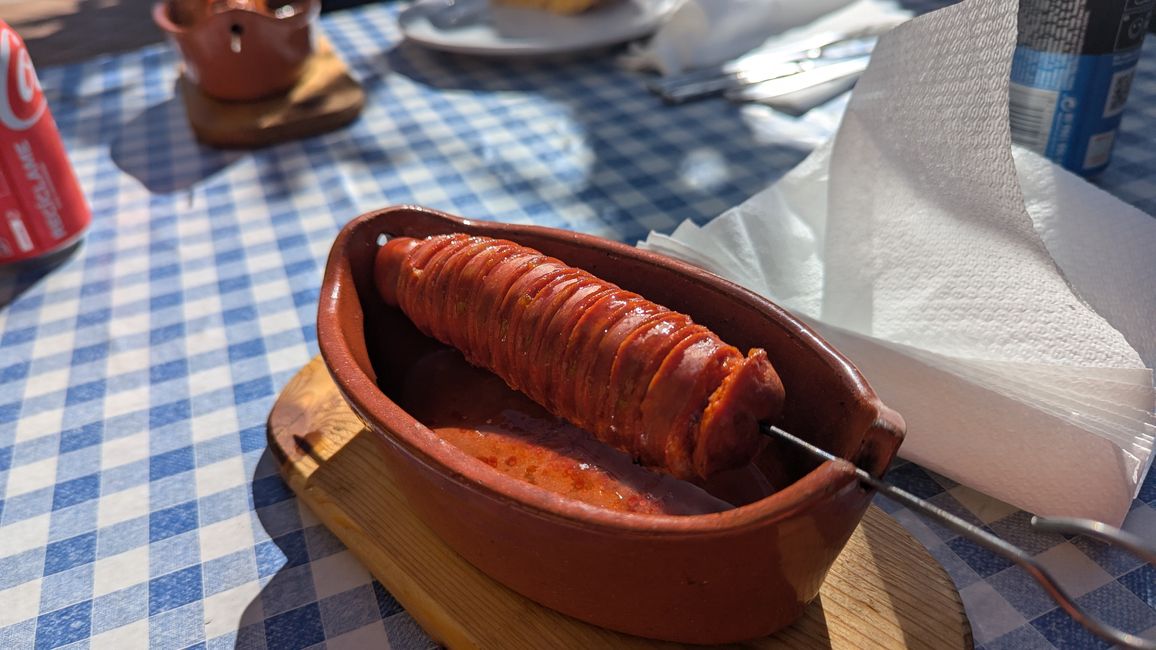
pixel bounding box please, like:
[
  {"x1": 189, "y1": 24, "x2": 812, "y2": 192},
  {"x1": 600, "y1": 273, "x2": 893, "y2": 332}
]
[{"x1": 374, "y1": 234, "x2": 785, "y2": 480}]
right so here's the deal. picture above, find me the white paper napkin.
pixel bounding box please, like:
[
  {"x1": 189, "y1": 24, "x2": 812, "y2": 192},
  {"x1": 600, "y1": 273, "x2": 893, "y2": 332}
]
[{"x1": 641, "y1": 0, "x2": 1156, "y2": 525}]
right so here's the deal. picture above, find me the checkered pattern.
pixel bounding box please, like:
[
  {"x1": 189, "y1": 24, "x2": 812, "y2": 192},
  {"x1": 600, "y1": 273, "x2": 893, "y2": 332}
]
[
  {"x1": 877, "y1": 461, "x2": 1156, "y2": 648},
  {"x1": 0, "y1": 2, "x2": 1153, "y2": 649}
]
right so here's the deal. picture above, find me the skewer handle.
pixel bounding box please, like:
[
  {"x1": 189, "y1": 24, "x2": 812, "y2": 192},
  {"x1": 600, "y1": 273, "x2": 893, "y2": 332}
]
[{"x1": 762, "y1": 423, "x2": 1156, "y2": 650}]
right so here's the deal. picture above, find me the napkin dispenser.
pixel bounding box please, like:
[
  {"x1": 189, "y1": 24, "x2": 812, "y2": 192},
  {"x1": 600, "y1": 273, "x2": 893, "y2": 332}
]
[{"x1": 642, "y1": 0, "x2": 1156, "y2": 525}]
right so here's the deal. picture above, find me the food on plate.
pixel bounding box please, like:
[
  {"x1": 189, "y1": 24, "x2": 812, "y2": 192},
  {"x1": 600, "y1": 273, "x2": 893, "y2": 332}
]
[
  {"x1": 492, "y1": 0, "x2": 607, "y2": 14},
  {"x1": 399, "y1": 348, "x2": 740, "y2": 515},
  {"x1": 375, "y1": 233, "x2": 785, "y2": 481}
]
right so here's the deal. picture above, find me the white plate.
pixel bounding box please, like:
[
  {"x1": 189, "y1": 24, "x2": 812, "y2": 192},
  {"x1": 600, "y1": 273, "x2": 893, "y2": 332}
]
[{"x1": 398, "y1": 0, "x2": 677, "y2": 56}]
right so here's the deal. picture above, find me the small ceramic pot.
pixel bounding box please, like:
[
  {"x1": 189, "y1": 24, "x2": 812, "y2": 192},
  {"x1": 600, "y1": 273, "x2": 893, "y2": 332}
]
[
  {"x1": 318, "y1": 205, "x2": 906, "y2": 644},
  {"x1": 152, "y1": 1, "x2": 319, "y2": 102}
]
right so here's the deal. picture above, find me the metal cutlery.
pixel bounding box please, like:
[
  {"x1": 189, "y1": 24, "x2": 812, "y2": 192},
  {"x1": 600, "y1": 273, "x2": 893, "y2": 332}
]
[
  {"x1": 726, "y1": 56, "x2": 869, "y2": 103},
  {"x1": 767, "y1": 423, "x2": 1156, "y2": 650},
  {"x1": 647, "y1": 31, "x2": 879, "y2": 105}
]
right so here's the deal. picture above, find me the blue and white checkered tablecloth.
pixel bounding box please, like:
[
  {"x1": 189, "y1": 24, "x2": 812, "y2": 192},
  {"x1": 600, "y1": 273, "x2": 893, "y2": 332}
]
[{"x1": 1, "y1": 2, "x2": 1154, "y2": 649}]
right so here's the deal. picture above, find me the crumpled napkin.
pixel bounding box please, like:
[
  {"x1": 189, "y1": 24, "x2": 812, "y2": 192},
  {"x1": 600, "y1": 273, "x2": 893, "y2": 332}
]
[
  {"x1": 621, "y1": 0, "x2": 911, "y2": 76},
  {"x1": 640, "y1": 0, "x2": 1156, "y2": 525}
]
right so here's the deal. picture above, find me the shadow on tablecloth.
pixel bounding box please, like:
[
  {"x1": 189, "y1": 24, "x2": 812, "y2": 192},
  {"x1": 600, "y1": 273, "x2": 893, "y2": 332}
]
[
  {"x1": 233, "y1": 449, "x2": 441, "y2": 649},
  {"x1": 330, "y1": 38, "x2": 813, "y2": 242},
  {"x1": 0, "y1": 239, "x2": 83, "y2": 311},
  {"x1": 109, "y1": 87, "x2": 246, "y2": 195}
]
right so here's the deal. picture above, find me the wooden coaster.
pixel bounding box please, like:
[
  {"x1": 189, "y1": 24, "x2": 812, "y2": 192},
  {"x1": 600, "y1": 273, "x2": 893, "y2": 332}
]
[
  {"x1": 268, "y1": 356, "x2": 973, "y2": 649},
  {"x1": 179, "y1": 35, "x2": 364, "y2": 149}
]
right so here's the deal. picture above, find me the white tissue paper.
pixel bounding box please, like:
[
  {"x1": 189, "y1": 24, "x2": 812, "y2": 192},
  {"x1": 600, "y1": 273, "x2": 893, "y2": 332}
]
[
  {"x1": 621, "y1": 0, "x2": 910, "y2": 76},
  {"x1": 641, "y1": 0, "x2": 1156, "y2": 525}
]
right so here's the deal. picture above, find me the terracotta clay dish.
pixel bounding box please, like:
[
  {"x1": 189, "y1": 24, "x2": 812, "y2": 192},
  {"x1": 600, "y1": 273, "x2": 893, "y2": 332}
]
[
  {"x1": 153, "y1": 1, "x2": 319, "y2": 102},
  {"x1": 317, "y1": 205, "x2": 906, "y2": 644}
]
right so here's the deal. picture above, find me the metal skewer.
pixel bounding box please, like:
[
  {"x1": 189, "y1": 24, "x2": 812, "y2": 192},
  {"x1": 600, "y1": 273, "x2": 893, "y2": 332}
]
[{"x1": 762, "y1": 423, "x2": 1156, "y2": 650}]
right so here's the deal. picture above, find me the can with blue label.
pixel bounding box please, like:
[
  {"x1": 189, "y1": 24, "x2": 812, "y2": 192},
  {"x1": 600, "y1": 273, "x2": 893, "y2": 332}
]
[{"x1": 1010, "y1": 0, "x2": 1153, "y2": 176}]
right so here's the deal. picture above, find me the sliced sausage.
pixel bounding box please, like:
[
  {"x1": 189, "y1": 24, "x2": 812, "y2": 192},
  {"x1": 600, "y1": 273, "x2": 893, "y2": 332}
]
[{"x1": 374, "y1": 234, "x2": 785, "y2": 480}]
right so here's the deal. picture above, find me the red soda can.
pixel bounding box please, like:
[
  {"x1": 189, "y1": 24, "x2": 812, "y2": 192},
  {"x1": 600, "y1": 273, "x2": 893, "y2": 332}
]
[{"x1": 0, "y1": 21, "x2": 90, "y2": 264}]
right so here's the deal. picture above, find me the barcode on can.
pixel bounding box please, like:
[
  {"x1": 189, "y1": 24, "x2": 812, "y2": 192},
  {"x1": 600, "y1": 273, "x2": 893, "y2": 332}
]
[
  {"x1": 1103, "y1": 67, "x2": 1136, "y2": 117},
  {"x1": 1009, "y1": 82, "x2": 1059, "y2": 152}
]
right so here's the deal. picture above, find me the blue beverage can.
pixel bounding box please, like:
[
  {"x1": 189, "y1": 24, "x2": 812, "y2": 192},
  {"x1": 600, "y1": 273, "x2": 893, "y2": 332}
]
[{"x1": 1010, "y1": 0, "x2": 1154, "y2": 176}]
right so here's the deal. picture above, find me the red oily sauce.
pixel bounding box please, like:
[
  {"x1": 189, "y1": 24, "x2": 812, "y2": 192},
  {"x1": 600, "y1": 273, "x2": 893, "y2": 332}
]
[{"x1": 395, "y1": 348, "x2": 762, "y2": 515}]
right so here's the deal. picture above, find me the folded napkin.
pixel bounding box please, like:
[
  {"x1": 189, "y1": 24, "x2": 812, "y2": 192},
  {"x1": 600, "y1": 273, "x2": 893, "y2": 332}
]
[
  {"x1": 621, "y1": 0, "x2": 911, "y2": 76},
  {"x1": 641, "y1": 0, "x2": 1156, "y2": 525}
]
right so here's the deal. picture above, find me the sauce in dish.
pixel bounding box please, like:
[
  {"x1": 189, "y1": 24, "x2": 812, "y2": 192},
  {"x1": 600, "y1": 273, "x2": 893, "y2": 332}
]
[{"x1": 395, "y1": 348, "x2": 773, "y2": 515}]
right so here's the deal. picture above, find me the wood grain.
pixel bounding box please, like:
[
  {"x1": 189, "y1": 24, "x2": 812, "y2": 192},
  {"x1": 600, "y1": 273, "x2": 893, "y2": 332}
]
[
  {"x1": 268, "y1": 356, "x2": 973, "y2": 649},
  {"x1": 180, "y1": 35, "x2": 364, "y2": 149}
]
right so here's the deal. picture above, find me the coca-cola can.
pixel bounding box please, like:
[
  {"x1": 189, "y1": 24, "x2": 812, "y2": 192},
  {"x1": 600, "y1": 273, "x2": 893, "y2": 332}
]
[{"x1": 0, "y1": 21, "x2": 90, "y2": 264}]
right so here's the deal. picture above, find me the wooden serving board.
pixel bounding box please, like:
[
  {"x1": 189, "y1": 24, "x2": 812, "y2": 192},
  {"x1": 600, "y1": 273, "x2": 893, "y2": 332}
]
[
  {"x1": 268, "y1": 357, "x2": 973, "y2": 649},
  {"x1": 180, "y1": 35, "x2": 364, "y2": 149}
]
